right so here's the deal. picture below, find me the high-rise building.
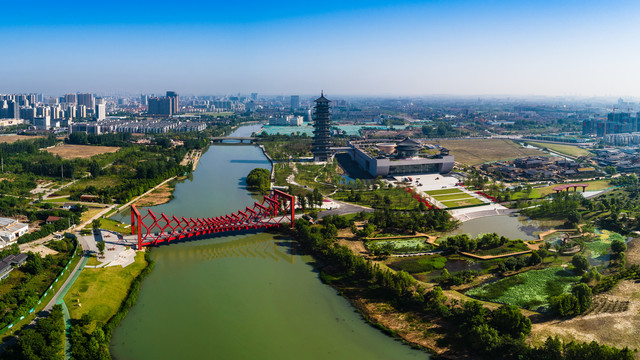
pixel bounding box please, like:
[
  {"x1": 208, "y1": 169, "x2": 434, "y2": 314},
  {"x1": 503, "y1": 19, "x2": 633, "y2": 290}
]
[
  {"x1": 76, "y1": 105, "x2": 86, "y2": 118},
  {"x1": 64, "y1": 94, "x2": 77, "y2": 104},
  {"x1": 312, "y1": 92, "x2": 332, "y2": 162},
  {"x1": 140, "y1": 94, "x2": 148, "y2": 106},
  {"x1": 0, "y1": 101, "x2": 20, "y2": 119},
  {"x1": 148, "y1": 97, "x2": 173, "y2": 116},
  {"x1": 251, "y1": 93, "x2": 258, "y2": 101},
  {"x1": 290, "y1": 95, "x2": 300, "y2": 109},
  {"x1": 95, "y1": 98, "x2": 106, "y2": 121},
  {"x1": 77, "y1": 93, "x2": 95, "y2": 109},
  {"x1": 166, "y1": 91, "x2": 179, "y2": 114}
]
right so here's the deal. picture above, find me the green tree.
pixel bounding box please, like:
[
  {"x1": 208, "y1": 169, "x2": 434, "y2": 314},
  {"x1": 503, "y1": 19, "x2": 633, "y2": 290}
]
[
  {"x1": 89, "y1": 160, "x2": 101, "y2": 178},
  {"x1": 571, "y1": 254, "x2": 589, "y2": 274},
  {"x1": 572, "y1": 283, "x2": 592, "y2": 313},
  {"x1": 246, "y1": 168, "x2": 271, "y2": 193},
  {"x1": 611, "y1": 238, "x2": 627, "y2": 255},
  {"x1": 96, "y1": 241, "x2": 106, "y2": 258},
  {"x1": 92, "y1": 218, "x2": 102, "y2": 231},
  {"x1": 490, "y1": 304, "x2": 532, "y2": 338}
]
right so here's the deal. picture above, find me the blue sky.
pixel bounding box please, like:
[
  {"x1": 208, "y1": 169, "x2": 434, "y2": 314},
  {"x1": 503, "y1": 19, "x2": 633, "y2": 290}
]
[{"x1": 1, "y1": 0, "x2": 639, "y2": 97}]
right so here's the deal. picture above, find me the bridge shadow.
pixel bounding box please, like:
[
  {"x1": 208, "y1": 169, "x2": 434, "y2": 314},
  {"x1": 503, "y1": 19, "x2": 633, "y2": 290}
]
[
  {"x1": 148, "y1": 228, "x2": 268, "y2": 247},
  {"x1": 230, "y1": 160, "x2": 272, "y2": 164}
]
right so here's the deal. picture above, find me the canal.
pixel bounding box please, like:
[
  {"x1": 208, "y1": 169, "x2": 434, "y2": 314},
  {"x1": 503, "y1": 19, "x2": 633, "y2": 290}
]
[{"x1": 109, "y1": 125, "x2": 426, "y2": 359}]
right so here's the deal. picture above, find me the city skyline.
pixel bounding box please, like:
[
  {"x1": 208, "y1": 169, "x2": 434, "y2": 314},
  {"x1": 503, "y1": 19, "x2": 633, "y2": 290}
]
[{"x1": 1, "y1": 0, "x2": 639, "y2": 97}]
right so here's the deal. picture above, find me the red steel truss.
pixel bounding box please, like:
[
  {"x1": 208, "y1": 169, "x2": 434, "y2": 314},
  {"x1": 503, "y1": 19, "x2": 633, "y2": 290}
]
[{"x1": 131, "y1": 189, "x2": 295, "y2": 249}]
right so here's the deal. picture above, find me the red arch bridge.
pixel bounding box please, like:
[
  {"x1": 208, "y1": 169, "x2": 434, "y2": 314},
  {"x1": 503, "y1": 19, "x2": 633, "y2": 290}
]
[{"x1": 130, "y1": 189, "x2": 295, "y2": 249}]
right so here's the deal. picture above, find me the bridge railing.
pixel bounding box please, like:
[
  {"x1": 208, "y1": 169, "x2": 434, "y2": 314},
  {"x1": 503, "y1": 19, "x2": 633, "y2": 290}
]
[{"x1": 131, "y1": 189, "x2": 295, "y2": 248}]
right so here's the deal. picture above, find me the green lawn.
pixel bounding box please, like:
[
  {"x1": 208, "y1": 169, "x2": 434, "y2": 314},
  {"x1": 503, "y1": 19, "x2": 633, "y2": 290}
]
[
  {"x1": 333, "y1": 187, "x2": 419, "y2": 210},
  {"x1": 465, "y1": 266, "x2": 581, "y2": 311},
  {"x1": 64, "y1": 252, "x2": 147, "y2": 332},
  {"x1": 473, "y1": 241, "x2": 530, "y2": 256},
  {"x1": 431, "y1": 193, "x2": 477, "y2": 201},
  {"x1": 425, "y1": 188, "x2": 465, "y2": 196},
  {"x1": 525, "y1": 141, "x2": 592, "y2": 157},
  {"x1": 98, "y1": 218, "x2": 127, "y2": 235},
  {"x1": 533, "y1": 180, "x2": 612, "y2": 198},
  {"x1": 441, "y1": 198, "x2": 485, "y2": 208}
]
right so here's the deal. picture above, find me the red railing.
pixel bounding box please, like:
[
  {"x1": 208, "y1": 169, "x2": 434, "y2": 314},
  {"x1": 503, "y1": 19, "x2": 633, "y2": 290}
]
[
  {"x1": 131, "y1": 189, "x2": 295, "y2": 248},
  {"x1": 406, "y1": 187, "x2": 437, "y2": 210}
]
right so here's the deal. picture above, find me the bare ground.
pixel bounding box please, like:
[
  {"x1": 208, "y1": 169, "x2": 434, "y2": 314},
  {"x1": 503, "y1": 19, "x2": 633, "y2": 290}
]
[
  {"x1": 133, "y1": 181, "x2": 175, "y2": 207},
  {"x1": 0, "y1": 135, "x2": 43, "y2": 143},
  {"x1": 531, "y1": 279, "x2": 640, "y2": 357},
  {"x1": 46, "y1": 144, "x2": 120, "y2": 159}
]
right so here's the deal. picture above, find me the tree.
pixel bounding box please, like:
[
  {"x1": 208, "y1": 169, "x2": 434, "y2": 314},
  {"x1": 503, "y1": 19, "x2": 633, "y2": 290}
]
[
  {"x1": 571, "y1": 254, "x2": 589, "y2": 274},
  {"x1": 611, "y1": 238, "x2": 627, "y2": 255},
  {"x1": 96, "y1": 241, "x2": 106, "y2": 258},
  {"x1": 490, "y1": 304, "x2": 532, "y2": 339},
  {"x1": 24, "y1": 251, "x2": 43, "y2": 275},
  {"x1": 89, "y1": 160, "x2": 101, "y2": 178},
  {"x1": 572, "y1": 283, "x2": 592, "y2": 313},
  {"x1": 246, "y1": 168, "x2": 271, "y2": 193},
  {"x1": 92, "y1": 218, "x2": 101, "y2": 231}
]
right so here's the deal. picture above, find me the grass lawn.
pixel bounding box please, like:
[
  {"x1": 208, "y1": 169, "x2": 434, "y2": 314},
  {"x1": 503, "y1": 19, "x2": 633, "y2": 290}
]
[
  {"x1": 431, "y1": 193, "x2": 477, "y2": 201},
  {"x1": 273, "y1": 163, "x2": 293, "y2": 186},
  {"x1": 64, "y1": 252, "x2": 147, "y2": 332},
  {"x1": 333, "y1": 187, "x2": 419, "y2": 210},
  {"x1": 441, "y1": 198, "x2": 485, "y2": 208},
  {"x1": 425, "y1": 188, "x2": 465, "y2": 196},
  {"x1": 79, "y1": 205, "x2": 109, "y2": 224},
  {"x1": 98, "y1": 218, "x2": 127, "y2": 234},
  {"x1": 533, "y1": 180, "x2": 612, "y2": 198},
  {"x1": 430, "y1": 139, "x2": 545, "y2": 165},
  {"x1": 525, "y1": 141, "x2": 592, "y2": 157},
  {"x1": 42, "y1": 197, "x2": 71, "y2": 203},
  {"x1": 465, "y1": 266, "x2": 580, "y2": 311},
  {"x1": 473, "y1": 241, "x2": 530, "y2": 256}
]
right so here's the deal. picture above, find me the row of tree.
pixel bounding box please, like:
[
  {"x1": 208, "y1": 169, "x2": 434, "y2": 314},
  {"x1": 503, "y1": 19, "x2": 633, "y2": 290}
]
[
  {"x1": 2, "y1": 305, "x2": 65, "y2": 360},
  {"x1": 288, "y1": 215, "x2": 634, "y2": 359}
]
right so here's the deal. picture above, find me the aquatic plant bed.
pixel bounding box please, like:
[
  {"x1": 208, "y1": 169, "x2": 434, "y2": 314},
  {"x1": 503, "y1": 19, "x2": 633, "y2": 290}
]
[
  {"x1": 366, "y1": 238, "x2": 433, "y2": 254},
  {"x1": 387, "y1": 255, "x2": 447, "y2": 273},
  {"x1": 583, "y1": 230, "x2": 626, "y2": 266},
  {"x1": 465, "y1": 266, "x2": 581, "y2": 311}
]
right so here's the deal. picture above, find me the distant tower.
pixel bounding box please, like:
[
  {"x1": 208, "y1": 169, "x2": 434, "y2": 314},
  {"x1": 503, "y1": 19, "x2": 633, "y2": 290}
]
[{"x1": 312, "y1": 92, "x2": 332, "y2": 161}]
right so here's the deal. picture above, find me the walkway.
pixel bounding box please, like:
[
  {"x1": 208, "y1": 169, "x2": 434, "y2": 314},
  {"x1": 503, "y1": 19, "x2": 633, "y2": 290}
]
[{"x1": 53, "y1": 255, "x2": 89, "y2": 360}]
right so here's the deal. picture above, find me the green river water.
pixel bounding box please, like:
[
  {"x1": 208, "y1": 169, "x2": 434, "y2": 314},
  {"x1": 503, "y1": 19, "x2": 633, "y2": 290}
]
[{"x1": 109, "y1": 125, "x2": 427, "y2": 359}]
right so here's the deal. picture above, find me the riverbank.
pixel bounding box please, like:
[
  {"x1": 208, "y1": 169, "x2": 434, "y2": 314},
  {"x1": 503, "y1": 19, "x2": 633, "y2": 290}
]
[{"x1": 132, "y1": 178, "x2": 177, "y2": 207}]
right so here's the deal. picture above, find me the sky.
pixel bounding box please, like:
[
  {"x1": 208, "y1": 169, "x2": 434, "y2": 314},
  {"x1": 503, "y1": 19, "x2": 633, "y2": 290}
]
[{"x1": 1, "y1": 0, "x2": 640, "y2": 97}]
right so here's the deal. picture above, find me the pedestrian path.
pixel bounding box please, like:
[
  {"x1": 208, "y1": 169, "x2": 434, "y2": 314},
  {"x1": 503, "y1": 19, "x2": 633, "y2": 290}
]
[{"x1": 53, "y1": 255, "x2": 89, "y2": 360}]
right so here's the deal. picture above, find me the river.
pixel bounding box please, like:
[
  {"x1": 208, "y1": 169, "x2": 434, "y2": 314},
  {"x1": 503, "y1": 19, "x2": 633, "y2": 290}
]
[{"x1": 109, "y1": 124, "x2": 426, "y2": 359}]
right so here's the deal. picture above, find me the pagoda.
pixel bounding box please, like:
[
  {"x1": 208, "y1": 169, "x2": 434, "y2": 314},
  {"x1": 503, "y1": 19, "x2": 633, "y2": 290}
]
[{"x1": 312, "y1": 91, "x2": 332, "y2": 161}]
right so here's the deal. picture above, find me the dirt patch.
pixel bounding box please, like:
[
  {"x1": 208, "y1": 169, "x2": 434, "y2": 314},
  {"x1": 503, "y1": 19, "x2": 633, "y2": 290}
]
[
  {"x1": 626, "y1": 238, "x2": 640, "y2": 266},
  {"x1": 134, "y1": 181, "x2": 175, "y2": 207},
  {"x1": 0, "y1": 135, "x2": 43, "y2": 143},
  {"x1": 531, "y1": 280, "x2": 640, "y2": 357},
  {"x1": 46, "y1": 144, "x2": 120, "y2": 159},
  {"x1": 430, "y1": 139, "x2": 545, "y2": 165},
  {"x1": 23, "y1": 244, "x2": 59, "y2": 257}
]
